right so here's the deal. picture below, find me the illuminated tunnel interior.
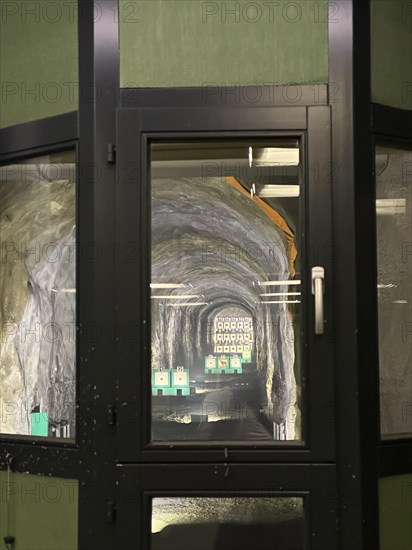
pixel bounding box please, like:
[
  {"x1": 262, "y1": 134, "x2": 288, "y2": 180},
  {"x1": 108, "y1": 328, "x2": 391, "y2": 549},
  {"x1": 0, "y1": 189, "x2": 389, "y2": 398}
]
[
  {"x1": 0, "y1": 152, "x2": 76, "y2": 439},
  {"x1": 151, "y1": 496, "x2": 304, "y2": 550},
  {"x1": 150, "y1": 141, "x2": 302, "y2": 442}
]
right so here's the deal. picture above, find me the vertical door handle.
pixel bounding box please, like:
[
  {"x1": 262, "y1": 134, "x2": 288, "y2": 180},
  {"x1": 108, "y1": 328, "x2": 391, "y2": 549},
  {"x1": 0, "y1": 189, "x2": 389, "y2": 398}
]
[{"x1": 312, "y1": 266, "x2": 325, "y2": 335}]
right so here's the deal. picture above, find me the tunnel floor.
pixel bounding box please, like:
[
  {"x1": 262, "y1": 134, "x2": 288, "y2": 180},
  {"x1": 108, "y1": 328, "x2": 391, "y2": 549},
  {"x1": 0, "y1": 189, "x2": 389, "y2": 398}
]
[
  {"x1": 152, "y1": 518, "x2": 305, "y2": 550},
  {"x1": 152, "y1": 370, "x2": 274, "y2": 441}
]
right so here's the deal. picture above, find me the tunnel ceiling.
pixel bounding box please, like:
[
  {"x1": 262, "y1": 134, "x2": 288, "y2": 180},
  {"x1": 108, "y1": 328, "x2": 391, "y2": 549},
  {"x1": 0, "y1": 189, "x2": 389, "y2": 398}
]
[{"x1": 151, "y1": 176, "x2": 299, "y2": 436}]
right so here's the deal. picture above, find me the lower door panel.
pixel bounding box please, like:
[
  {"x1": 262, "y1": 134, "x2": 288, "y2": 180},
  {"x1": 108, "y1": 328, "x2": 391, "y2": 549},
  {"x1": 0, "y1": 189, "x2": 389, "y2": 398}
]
[{"x1": 116, "y1": 464, "x2": 337, "y2": 549}]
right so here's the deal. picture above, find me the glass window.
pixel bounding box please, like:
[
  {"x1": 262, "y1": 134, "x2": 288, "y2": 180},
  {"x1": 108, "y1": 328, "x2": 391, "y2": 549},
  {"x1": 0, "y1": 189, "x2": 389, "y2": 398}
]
[
  {"x1": 151, "y1": 496, "x2": 304, "y2": 550},
  {"x1": 0, "y1": 150, "x2": 76, "y2": 440},
  {"x1": 376, "y1": 144, "x2": 412, "y2": 439},
  {"x1": 150, "y1": 140, "x2": 303, "y2": 443}
]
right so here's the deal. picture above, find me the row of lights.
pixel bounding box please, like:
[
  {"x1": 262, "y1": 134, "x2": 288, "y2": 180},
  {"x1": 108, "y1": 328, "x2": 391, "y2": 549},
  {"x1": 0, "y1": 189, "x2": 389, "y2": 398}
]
[{"x1": 151, "y1": 280, "x2": 303, "y2": 305}]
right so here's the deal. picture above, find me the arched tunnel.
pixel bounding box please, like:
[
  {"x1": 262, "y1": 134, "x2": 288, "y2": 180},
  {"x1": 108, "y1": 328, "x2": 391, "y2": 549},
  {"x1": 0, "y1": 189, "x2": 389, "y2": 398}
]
[{"x1": 151, "y1": 174, "x2": 301, "y2": 441}]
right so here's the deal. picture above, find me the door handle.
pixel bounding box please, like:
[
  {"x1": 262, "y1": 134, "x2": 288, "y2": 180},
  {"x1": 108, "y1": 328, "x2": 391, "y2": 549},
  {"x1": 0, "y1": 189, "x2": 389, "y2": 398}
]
[{"x1": 311, "y1": 266, "x2": 325, "y2": 335}]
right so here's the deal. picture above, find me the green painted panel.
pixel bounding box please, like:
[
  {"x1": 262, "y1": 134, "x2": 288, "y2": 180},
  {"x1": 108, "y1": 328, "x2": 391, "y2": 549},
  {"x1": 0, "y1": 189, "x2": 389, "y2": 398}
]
[
  {"x1": 0, "y1": 471, "x2": 78, "y2": 550},
  {"x1": 0, "y1": 1, "x2": 78, "y2": 128},
  {"x1": 120, "y1": 0, "x2": 328, "y2": 87},
  {"x1": 379, "y1": 474, "x2": 412, "y2": 550},
  {"x1": 371, "y1": 0, "x2": 412, "y2": 110}
]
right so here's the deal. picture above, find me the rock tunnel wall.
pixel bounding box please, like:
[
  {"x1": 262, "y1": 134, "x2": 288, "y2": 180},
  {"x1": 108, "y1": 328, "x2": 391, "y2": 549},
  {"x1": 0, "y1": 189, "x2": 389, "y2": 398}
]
[
  {"x1": 0, "y1": 174, "x2": 76, "y2": 436},
  {"x1": 151, "y1": 177, "x2": 299, "y2": 437}
]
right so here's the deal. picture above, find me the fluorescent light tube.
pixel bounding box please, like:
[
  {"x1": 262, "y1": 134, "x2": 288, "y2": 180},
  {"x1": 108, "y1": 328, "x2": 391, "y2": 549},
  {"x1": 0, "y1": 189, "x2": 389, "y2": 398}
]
[
  {"x1": 51, "y1": 288, "x2": 76, "y2": 293},
  {"x1": 376, "y1": 198, "x2": 406, "y2": 215},
  {"x1": 257, "y1": 185, "x2": 300, "y2": 198},
  {"x1": 260, "y1": 292, "x2": 301, "y2": 296},
  {"x1": 254, "y1": 148, "x2": 299, "y2": 166},
  {"x1": 257, "y1": 280, "x2": 301, "y2": 286},
  {"x1": 150, "y1": 283, "x2": 185, "y2": 289},
  {"x1": 262, "y1": 300, "x2": 301, "y2": 304},
  {"x1": 151, "y1": 295, "x2": 199, "y2": 299},
  {"x1": 167, "y1": 302, "x2": 208, "y2": 307}
]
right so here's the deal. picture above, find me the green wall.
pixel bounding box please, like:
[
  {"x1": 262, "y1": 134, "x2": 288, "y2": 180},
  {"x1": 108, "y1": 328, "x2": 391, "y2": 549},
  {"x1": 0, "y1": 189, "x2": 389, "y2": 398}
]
[
  {"x1": 0, "y1": 0, "x2": 78, "y2": 128},
  {"x1": 0, "y1": 471, "x2": 78, "y2": 550},
  {"x1": 120, "y1": 0, "x2": 328, "y2": 87},
  {"x1": 379, "y1": 474, "x2": 412, "y2": 550},
  {"x1": 371, "y1": 0, "x2": 412, "y2": 110}
]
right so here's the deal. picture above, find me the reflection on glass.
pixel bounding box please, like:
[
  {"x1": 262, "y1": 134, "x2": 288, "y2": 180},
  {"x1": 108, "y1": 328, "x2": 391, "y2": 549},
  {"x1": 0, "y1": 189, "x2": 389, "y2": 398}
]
[
  {"x1": 376, "y1": 144, "x2": 412, "y2": 439},
  {"x1": 152, "y1": 496, "x2": 304, "y2": 550},
  {"x1": 0, "y1": 151, "x2": 76, "y2": 439},
  {"x1": 150, "y1": 141, "x2": 303, "y2": 442}
]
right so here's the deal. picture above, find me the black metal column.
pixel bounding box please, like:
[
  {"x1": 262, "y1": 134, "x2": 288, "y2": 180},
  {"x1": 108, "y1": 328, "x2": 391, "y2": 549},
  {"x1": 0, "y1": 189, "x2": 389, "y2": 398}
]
[
  {"x1": 78, "y1": 1, "x2": 119, "y2": 548},
  {"x1": 329, "y1": 1, "x2": 379, "y2": 548}
]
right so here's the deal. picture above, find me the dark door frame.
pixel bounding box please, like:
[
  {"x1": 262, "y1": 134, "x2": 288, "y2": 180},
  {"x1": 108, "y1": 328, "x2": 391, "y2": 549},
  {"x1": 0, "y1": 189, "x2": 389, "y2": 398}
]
[
  {"x1": 115, "y1": 103, "x2": 335, "y2": 465},
  {"x1": 113, "y1": 98, "x2": 338, "y2": 549}
]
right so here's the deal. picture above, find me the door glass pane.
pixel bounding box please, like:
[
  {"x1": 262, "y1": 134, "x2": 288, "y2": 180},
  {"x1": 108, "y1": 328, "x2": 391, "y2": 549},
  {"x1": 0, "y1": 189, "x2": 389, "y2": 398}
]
[
  {"x1": 150, "y1": 140, "x2": 303, "y2": 442},
  {"x1": 0, "y1": 151, "x2": 76, "y2": 440},
  {"x1": 152, "y1": 496, "x2": 304, "y2": 550},
  {"x1": 376, "y1": 144, "x2": 412, "y2": 439}
]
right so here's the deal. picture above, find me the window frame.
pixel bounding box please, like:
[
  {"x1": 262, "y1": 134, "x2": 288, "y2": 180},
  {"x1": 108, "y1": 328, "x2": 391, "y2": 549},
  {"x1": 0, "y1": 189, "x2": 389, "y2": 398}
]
[
  {"x1": 371, "y1": 104, "x2": 412, "y2": 476},
  {"x1": 116, "y1": 103, "x2": 335, "y2": 464},
  {"x1": 0, "y1": 113, "x2": 82, "y2": 475}
]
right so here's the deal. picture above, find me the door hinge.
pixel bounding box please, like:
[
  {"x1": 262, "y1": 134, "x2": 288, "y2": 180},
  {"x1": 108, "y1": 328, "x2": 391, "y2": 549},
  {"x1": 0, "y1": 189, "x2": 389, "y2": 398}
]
[
  {"x1": 107, "y1": 143, "x2": 117, "y2": 163},
  {"x1": 106, "y1": 501, "x2": 116, "y2": 524},
  {"x1": 107, "y1": 404, "x2": 117, "y2": 427}
]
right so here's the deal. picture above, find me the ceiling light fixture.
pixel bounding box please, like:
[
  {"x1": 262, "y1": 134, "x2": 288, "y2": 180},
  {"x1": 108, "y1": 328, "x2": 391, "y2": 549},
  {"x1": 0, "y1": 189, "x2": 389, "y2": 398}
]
[
  {"x1": 253, "y1": 148, "x2": 299, "y2": 166},
  {"x1": 256, "y1": 185, "x2": 300, "y2": 198},
  {"x1": 51, "y1": 288, "x2": 76, "y2": 293},
  {"x1": 260, "y1": 292, "x2": 301, "y2": 297},
  {"x1": 261, "y1": 300, "x2": 301, "y2": 304},
  {"x1": 376, "y1": 198, "x2": 406, "y2": 215},
  {"x1": 151, "y1": 295, "x2": 199, "y2": 299},
  {"x1": 167, "y1": 302, "x2": 208, "y2": 307},
  {"x1": 150, "y1": 283, "x2": 186, "y2": 289},
  {"x1": 257, "y1": 280, "x2": 301, "y2": 286}
]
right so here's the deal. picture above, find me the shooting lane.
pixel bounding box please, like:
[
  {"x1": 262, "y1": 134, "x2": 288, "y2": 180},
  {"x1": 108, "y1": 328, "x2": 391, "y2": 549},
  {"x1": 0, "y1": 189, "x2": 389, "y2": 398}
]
[{"x1": 150, "y1": 142, "x2": 302, "y2": 443}]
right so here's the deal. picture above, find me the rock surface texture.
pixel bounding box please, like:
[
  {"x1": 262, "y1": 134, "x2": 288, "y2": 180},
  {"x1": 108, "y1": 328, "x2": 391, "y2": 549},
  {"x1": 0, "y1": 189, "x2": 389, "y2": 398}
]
[
  {"x1": 151, "y1": 177, "x2": 299, "y2": 439},
  {"x1": 0, "y1": 171, "x2": 76, "y2": 436}
]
